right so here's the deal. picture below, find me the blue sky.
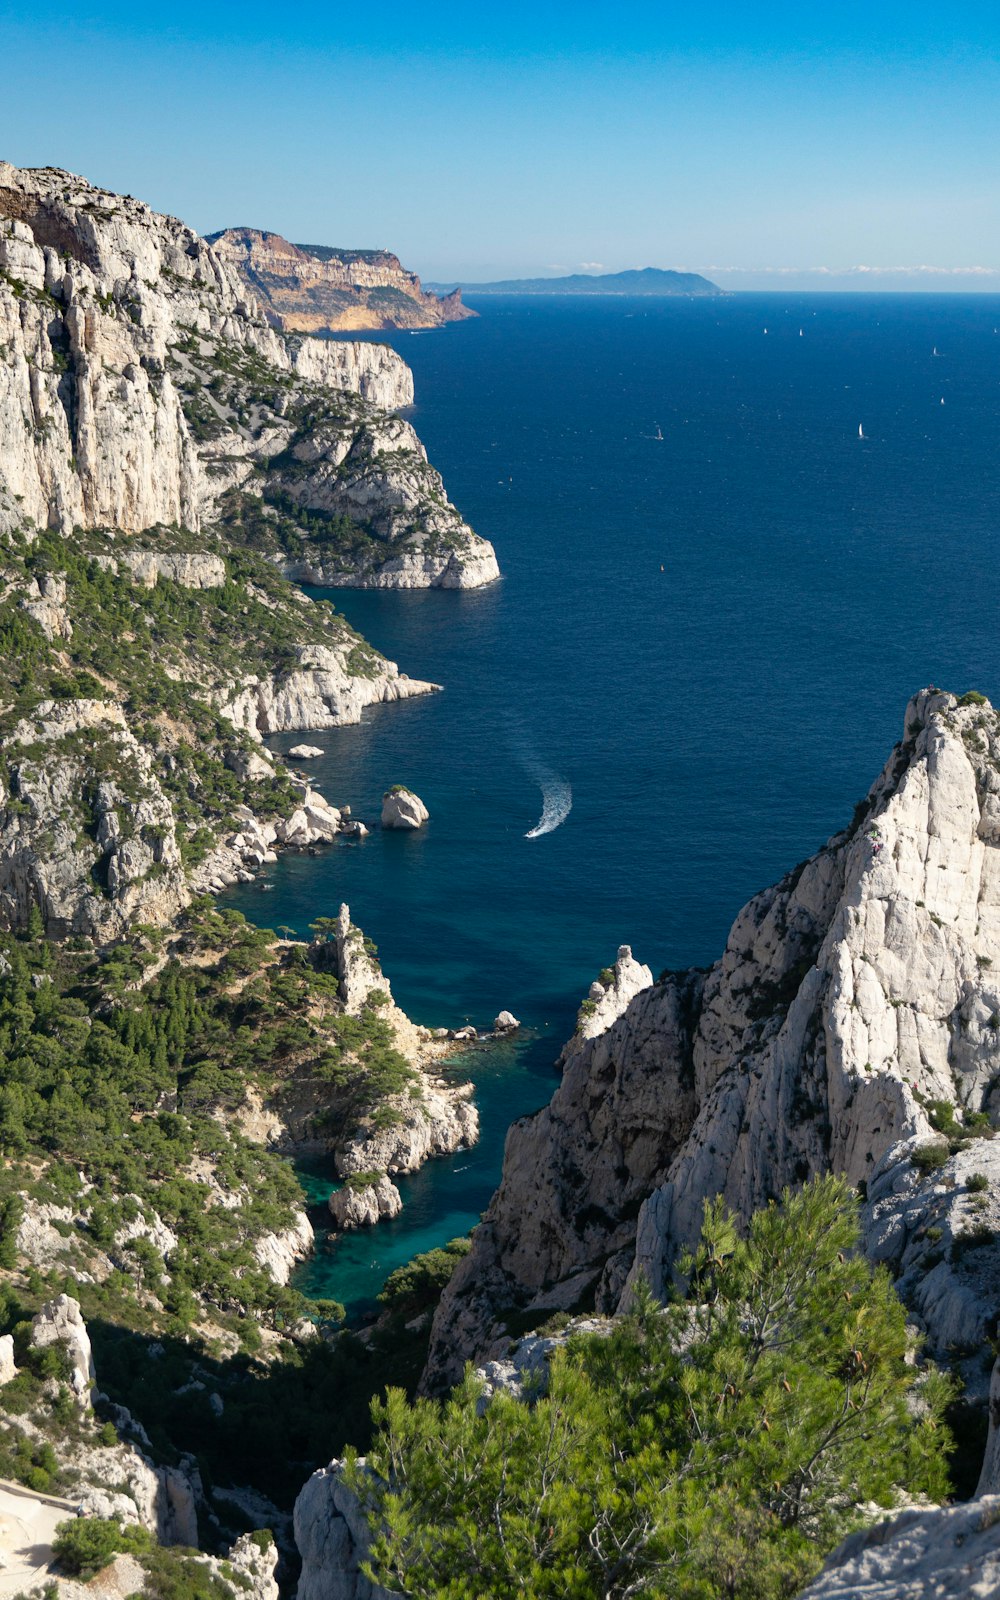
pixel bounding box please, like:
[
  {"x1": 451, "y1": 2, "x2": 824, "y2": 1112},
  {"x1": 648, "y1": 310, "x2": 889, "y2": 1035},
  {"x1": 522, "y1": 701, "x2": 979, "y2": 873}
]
[{"x1": 1, "y1": 2, "x2": 998, "y2": 288}]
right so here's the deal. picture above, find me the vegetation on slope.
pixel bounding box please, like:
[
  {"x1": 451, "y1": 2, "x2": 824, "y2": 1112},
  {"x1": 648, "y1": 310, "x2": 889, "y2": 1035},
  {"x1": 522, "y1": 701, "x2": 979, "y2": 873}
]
[{"x1": 349, "y1": 1178, "x2": 954, "y2": 1600}]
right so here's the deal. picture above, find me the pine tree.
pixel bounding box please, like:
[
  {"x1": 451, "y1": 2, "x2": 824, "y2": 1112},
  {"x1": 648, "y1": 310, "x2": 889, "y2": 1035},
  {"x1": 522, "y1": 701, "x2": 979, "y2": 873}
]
[{"x1": 349, "y1": 1176, "x2": 954, "y2": 1600}]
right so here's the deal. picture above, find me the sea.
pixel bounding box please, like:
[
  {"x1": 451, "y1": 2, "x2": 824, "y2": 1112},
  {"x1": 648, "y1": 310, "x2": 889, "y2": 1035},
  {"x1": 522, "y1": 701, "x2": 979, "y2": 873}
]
[{"x1": 224, "y1": 291, "x2": 1000, "y2": 1317}]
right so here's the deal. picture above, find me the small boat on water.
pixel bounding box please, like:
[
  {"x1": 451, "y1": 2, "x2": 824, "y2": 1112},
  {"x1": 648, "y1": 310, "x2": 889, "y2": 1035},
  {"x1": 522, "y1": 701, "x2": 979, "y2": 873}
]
[
  {"x1": 858, "y1": 424, "x2": 866, "y2": 439},
  {"x1": 654, "y1": 424, "x2": 664, "y2": 440}
]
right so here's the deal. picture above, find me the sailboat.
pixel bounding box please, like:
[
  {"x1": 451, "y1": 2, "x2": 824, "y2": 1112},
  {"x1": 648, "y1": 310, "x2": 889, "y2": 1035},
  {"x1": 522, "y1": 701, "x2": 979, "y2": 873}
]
[
  {"x1": 654, "y1": 424, "x2": 664, "y2": 441},
  {"x1": 858, "y1": 424, "x2": 865, "y2": 440},
  {"x1": 932, "y1": 346, "x2": 940, "y2": 356}
]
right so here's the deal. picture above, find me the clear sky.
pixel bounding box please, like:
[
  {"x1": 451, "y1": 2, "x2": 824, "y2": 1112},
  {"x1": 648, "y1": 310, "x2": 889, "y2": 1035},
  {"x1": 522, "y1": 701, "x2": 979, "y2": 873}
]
[{"x1": 1, "y1": 1, "x2": 998, "y2": 289}]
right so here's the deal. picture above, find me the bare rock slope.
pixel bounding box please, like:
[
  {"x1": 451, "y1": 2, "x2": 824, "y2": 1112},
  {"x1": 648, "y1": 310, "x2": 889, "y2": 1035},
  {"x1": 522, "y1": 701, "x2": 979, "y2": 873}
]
[{"x1": 427, "y1": 689, "x2": 1000, "y2": 1390}]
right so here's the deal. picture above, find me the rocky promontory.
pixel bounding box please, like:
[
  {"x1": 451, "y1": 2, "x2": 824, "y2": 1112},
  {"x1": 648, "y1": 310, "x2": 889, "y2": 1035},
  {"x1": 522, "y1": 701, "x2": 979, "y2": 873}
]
[{"x1": 207, "y1": 227, "x2": 475, "y2": 334}]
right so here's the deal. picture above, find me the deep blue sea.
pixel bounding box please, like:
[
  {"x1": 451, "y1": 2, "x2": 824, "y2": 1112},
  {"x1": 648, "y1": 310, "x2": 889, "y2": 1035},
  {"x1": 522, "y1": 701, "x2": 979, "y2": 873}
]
[{"x1": 225, "y1": 292, "x2": 1000, "y2": 1316}]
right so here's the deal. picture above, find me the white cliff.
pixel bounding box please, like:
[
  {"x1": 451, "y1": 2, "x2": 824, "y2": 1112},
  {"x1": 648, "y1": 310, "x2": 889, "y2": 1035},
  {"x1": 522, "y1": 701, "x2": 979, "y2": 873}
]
[
  {"x1": 0, "y1": 697, "x2": 187, "y2": 940},
  {"x1": 0, "y1": 162, "x2": 497, "y2": 589},
  {"x1": 219, "y1": 644, "x2": 437, "y2": 739},
  {"x1": 31, "y1": 1293, "x2": 95, "y2": 1403},
  {"x1": 426, "y1": 689, "x2": 1000, "y2": 1392},
  {"x1": 251, "y1": 1209, "x2": 315, "y2": 1285}
]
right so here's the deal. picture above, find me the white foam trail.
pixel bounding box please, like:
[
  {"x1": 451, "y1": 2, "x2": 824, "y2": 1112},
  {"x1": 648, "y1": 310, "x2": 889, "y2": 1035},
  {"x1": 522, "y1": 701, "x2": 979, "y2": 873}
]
[{"x1": 525, "y1": 775, "x2": 572, "y2": 838}]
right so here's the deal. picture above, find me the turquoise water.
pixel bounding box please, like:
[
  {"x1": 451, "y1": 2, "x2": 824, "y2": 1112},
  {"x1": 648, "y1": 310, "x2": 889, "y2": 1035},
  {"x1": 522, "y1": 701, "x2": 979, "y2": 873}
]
[{"x1": 224, "y1": 293, "x2": 1000, "y2": 1315}]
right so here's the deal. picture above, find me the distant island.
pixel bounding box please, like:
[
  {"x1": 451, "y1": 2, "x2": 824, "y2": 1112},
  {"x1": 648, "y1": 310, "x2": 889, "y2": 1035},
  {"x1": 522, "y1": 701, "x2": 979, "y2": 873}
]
[{"x1": 425, "y1": 266, "x2": 722, "y2": 297}]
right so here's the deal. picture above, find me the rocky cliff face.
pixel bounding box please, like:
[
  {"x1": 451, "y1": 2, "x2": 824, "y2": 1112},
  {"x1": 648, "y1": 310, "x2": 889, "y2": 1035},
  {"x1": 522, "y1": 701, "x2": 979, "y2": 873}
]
[
  {"x1": 795, "y1": 1495, "x2": 1000, "y2": 1599},
  {"x1": 0, "y1": 160, "x2": 497, "y2": 937},
  {"x1": 0, "y1": 162, "x2": 497, "y2": 588},
  {"x1": 426, "y1": 689, "x2": 1000, "y2": 1393},
  {"x1": 207, "y1": 227, "x2": 475, "y2": 334}
]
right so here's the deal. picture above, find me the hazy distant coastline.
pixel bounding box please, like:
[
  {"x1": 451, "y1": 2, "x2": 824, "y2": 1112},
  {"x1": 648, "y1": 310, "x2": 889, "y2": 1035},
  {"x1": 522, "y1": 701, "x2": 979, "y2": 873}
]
[{"x1": 426, "y1": 266, "x2": 722, "y2": 297}]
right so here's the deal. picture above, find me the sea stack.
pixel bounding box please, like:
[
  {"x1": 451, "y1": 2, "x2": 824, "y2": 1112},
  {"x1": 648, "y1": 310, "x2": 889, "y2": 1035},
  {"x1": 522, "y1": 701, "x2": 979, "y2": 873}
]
[{"x1": 382, "y1": 786, "x2": 429, "y2": 830}]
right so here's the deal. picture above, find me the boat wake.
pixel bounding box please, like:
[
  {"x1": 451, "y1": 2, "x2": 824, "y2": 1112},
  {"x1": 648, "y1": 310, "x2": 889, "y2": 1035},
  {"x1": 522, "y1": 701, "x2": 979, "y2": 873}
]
[{"x1": 525, "y1": 771, "x2": 572, "y2": 838}]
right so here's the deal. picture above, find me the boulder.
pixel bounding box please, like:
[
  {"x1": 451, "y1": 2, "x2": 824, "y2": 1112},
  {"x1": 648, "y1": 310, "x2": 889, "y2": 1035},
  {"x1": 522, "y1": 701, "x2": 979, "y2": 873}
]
[
  {"x1": 381, "y1": 786, "x2": 429, "y2": 830},
  {"x1": 493, "y1": 1010, "x2": 520, "y2": 1033},
  {"x1": 289, "y1": 744, "x2": 325, "y2": 759}
]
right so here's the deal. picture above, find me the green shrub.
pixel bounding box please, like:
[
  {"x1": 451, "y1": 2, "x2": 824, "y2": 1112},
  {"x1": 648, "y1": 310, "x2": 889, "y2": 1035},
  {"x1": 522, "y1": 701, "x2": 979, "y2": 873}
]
[
  {"x1": 967, "y1": 1172, "x2": 990, "y2": 1194},
  {"x1": 912, "y1": 1142, "x2": 950, "y2": 1173},
  {"x1": 377, "y1": 1238, "x2": 472, "y2": 1318},
  {"x1": 53, "y1": 1517, "x2": 128, "y2": 1579},
  {"x1": 351, "y1": 1177, "x2": 953, "y2": 1600}
]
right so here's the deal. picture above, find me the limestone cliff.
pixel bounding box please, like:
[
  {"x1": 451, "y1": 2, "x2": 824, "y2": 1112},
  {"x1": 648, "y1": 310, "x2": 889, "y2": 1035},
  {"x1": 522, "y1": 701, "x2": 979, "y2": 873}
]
[
  {"x1": 0, "y1": 161, "x2": 497, "y2": 588},
  {"x1": 207, "y1": 227, "x2": 475, "y2": 334},
  {"x1": 0, "y1": 158, "x2": 496, "y2": 937},
  {"x1": 426, "y1": 689, "x2": 1000, "y2": 1392}
]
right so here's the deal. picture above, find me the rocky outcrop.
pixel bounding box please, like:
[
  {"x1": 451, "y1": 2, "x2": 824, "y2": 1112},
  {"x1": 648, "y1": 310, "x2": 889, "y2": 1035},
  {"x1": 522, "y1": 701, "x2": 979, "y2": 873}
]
[
  {"x1": 321, "y1": 903, "x2": 480, "y2": 1182},
  {"x1": 329, "y1": 1174, "x2": 403, "y2": 1230},
  {"x1": 426, "y1": 689, "x2": 1000, "y2": 1390},
  {"x1": 31, "y1": 1293, "x2": 95, "y2": 1403},
  {"x1": 219, "y1": 645, "x2": 437, "y2": 738},
  {"x1": 558, "y1": 944, "x2": 654, "y2": 1063},
  {"x1": 338, "y1": 1078, "x2": 479, "y2": 1181},
  {"x1": 96, "y1": 549, "x2": 227, "y2": 587},
  {"x1": 381, "y1": 786, "x2": 429, "y2": 829},
  {"x1": 425, "y1": 968, "x2": 701, "y2": 1387},
  {"x1": 251, "y1": 1210, "x2": 314, "y2": 1285},
  {"x1": 202, "y1": 1532, "x2": 280, "y2": 1600},
  {"x1": 207, "y1": 226, "x2": 475, "y2": 334},
  {"x1": 0, "y1": 163, "x2": 497, "y2": 588},
  {"x1": 289, "y1": 743, "x2": 324, "y2": 759},
  {"x1": 294, "y1": 1461, "x2": 393, "y2": 1600},
  {"x1": 796, "y1": 1496, "x2": 1000, "y2": 1599},
  {"x1": 20, "y1": 572, "x2": 72, "y2": 639},
  {"x1": 0, "y1": 1333, "x2": 16, "y2": 1383}
]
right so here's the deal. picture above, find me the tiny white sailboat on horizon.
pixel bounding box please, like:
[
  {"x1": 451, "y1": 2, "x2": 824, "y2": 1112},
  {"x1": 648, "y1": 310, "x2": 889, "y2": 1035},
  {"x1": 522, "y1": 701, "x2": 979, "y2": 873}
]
[
  {"x1": 654, "y1": 423, "x2": 664, "y2": 440},
  {"x1": 858, "y1": 423, "x2": 866, "y2": 439}
]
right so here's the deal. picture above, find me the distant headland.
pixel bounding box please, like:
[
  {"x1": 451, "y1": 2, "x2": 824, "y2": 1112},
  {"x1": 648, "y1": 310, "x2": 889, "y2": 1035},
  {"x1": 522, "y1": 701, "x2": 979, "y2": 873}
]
[
  {"x1": 425, "y1": 266, "x2": 722, "y2": 297},
  {"x1": 206, "y1": 226, "x2": 475, "y2": 332}
]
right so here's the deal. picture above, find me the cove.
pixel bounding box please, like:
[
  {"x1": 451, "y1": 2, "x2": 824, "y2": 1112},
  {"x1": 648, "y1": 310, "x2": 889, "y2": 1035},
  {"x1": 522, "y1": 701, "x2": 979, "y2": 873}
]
[{"x1": 223, "y1": 292, "x2": 1000, "y2": 1314}]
